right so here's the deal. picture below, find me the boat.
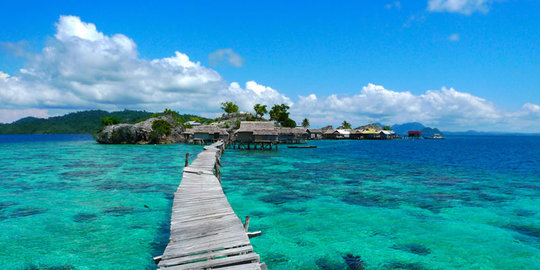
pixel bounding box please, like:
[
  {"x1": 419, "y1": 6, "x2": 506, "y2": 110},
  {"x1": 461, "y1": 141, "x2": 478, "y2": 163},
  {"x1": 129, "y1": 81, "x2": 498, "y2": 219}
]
[
  {"x1": 424, "y1": 133, "x2": 445, "y2": 139},
  {"x1": 287, "y1": 145, "x2": 317, "y2": 148}
]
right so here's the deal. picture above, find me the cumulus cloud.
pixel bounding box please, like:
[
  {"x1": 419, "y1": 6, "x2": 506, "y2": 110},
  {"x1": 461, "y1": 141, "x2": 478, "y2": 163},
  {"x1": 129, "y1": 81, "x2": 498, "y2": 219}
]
[
  {"x1": 0, "y1": 41, "x2": 29, "y2": 57},
  {"x1": 0, "y1": 15, "x2": 538, "y2": 132},
  {"x1": 291, "y1": 84, "x2": 503, "y2": 130},
  {"x1": 208, "y1": 48, "x2": 244, "y2": 67},
  {"x1": 448, "y1": 33, "x2": 460, "y2": 41},
  {"x1": 428, "y1": 0, "x2": 494, "y2": 15}
]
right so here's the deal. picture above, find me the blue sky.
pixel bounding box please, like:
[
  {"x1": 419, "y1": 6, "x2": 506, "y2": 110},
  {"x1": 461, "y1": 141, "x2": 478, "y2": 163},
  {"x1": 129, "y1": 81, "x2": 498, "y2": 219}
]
[{"x1": 0, "y1": 0, "x2": 539, "y2": 131}]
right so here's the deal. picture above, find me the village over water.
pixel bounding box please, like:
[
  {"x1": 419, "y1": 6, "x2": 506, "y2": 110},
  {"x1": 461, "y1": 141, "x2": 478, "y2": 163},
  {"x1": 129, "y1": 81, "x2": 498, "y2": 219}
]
[{"x1": 95, "y1": 103, "x2": 444, "y2": 146}]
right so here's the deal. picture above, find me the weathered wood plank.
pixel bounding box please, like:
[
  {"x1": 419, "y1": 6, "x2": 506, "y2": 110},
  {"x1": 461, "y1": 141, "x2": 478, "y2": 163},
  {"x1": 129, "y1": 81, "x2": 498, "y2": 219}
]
[
  {"x1": 161, "y1": 253, "x2": 260, "y2": 270},
  {"x1": 159, "y1": 245, "x2": 253, "y2": 267}
]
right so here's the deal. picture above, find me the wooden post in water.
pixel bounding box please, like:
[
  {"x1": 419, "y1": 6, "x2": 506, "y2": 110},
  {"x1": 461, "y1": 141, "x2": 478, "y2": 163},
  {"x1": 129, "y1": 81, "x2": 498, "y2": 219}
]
[
  {"x1": 244, "y1": 216, "x2": 251, "y2": 232},
  {"x1": 185, "y1": 153, "x2": 189, "y2": 167}
]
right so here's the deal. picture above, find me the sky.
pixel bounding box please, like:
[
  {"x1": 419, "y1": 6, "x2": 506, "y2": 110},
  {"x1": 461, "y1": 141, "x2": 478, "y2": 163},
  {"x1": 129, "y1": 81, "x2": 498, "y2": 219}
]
[{"x1": 0, "y1": 0, "x2": 539, "y2": 131}]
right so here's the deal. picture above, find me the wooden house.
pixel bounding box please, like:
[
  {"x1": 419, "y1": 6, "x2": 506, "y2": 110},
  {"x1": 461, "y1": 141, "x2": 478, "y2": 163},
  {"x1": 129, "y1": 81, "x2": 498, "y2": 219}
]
[
  {"x1": 184, "y1": 125, "x2": 229, "y2": 144},
  {"x1": 379, "y1": 130, "x2": 396, "y2": 139},
  {"x1": 234, "y1": 121, "x2": 278, "y2": 150},
  {"x1": 278, "y1": 128, "x2": 308, "y2": 144},
  {"x1": 322, "y1": 127, "x2": 336, "y2": 139},
  {"x1": 306, "y1": 128, "x2": 322, "y2": 140},
  {"x1": 408, "y1": 131, "x2": 422, "y2": 138}
]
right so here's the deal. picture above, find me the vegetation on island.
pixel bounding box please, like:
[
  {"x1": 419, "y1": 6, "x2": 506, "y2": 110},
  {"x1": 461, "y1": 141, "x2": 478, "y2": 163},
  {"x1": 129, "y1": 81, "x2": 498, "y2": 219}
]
[
  {"x1": 0, "y1": 110, "x2": 154, "y2": 134},
  {"x1": 269, "y1": 104, "x2": 296, "y2": 127},
  {"x1": 100, "y1": 116, "x2": 121, "y2": 126},
  {"x1": 149, "y1": 119, "x2": 173, "y2": 143},
  {"x1": 302, "y1": 118, "x2": 310, "y2": 128},
  {"x1": 221, "y1": 102, "x2": 239, "y2": 114},
  {"x1": 253, "y1": 104, "x2": 268, "y2": 118},
  {"x1": 341, "y1": 121, "x2": 352, "y2": 129},
  {"x1": 0, "y1": 109, "x2": 210, "y2": 134}
]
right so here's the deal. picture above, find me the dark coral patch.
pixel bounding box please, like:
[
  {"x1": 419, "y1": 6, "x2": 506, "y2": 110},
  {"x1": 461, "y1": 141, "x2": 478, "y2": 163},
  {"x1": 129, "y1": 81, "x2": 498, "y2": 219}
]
[
  {"x1": 25, "y1": 264, "x2": 76, "y2": 270},
  {"x1": 259, "y1": 190, "x2": 313, "y2": 205},
  {"x1": 391, "y1": 243, "x2": 431, "y2": 256},
  {"x1": 341, "y1": 191, "x2": 401, "y2": 208},
  {"x1": 506, "y1": 224, "x2": 540, "y2": 239},
  {"x1": 61, "y1": 170, "x2": 105, "y2": 179},
  {"x1": 73, "y1": 212, "x2": 99, "y2": 223},
  {"x1": 343, "y1": 254, "x2": 365, "y2": 270},
  {"x1": 0, "y1": 201, "x2": 19, "y2": 210},
  {"x1": 9, "y1": 207, "x2": 47, "y2": 218},
  {"x1": 316, "y1": 257, "x2": 345, "y2": 269},
  {"x1": 102, "y1": 206, "x2": 135, "y2": 216},
  {"x1": 514, "y1": 209, "x2": 535, "y2": 217}
]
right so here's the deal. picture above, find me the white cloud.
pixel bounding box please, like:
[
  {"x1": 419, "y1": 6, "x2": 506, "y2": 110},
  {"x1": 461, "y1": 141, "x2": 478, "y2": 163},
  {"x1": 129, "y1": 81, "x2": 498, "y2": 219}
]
[
  {"x1": 208, "y1": 48, "x2": 244, "y2": 67},
  {"x1": 292, "y1": 84, "x2": 503, "y2": 130},
  {"x1": 428, "y1": 0, "x2": 493, "y2": 15},
  {"x1": 0, "y1": 15, "x2": 538, "y2": 132},
  {"x1": 522, "y1": 103, "x2": 540, "y2": 114},
  {"x1": 0, "y1": 41, "x2": 29, "y2": 57},
  {"x1": 448, "y1": 33, "x2": 460, "y2": 41}
]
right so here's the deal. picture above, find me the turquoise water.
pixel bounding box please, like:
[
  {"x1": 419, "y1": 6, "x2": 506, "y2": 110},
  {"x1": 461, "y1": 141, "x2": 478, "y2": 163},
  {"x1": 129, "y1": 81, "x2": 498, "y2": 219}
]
[
  {"x1": 1, "y1": 135, "x2": 539, "y2": 269},
  {"x1": 0, "y1": 135, "x2": 202, "y2": 269}
]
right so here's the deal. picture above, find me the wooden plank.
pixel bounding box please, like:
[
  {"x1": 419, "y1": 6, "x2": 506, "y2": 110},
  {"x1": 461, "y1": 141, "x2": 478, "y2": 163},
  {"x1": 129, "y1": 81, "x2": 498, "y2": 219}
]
[
  {"x1": 160, "y1": 253, "x2": 260, "y2": 270},
  {"x1": 217, "y1": 263, "x2": 263, "y2": 270},
  {"x1": 158, "y1": 246, "x2": 253, "y2": 267}
]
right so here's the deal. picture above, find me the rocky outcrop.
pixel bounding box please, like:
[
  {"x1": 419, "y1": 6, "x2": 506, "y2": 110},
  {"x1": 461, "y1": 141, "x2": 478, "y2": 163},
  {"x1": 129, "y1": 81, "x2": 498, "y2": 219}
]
[
  {"x1": 96, "y1": 115, "x2": 184, "y2": 144},
  {"x1": 210, "y1": 112, "x2": 264, "y2": 129}
]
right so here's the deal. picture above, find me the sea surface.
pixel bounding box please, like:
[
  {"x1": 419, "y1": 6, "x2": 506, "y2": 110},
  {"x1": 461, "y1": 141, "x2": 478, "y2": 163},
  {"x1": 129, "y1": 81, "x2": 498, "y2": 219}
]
[{"x1": 0, "y1": 135, "x2": 539, "y2": 269}]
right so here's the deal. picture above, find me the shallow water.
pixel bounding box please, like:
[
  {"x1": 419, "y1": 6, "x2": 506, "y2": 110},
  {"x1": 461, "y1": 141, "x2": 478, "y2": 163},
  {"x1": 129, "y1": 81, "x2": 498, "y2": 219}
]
[
  {"x1": 0, "y1": 135, "x2": 539, "y2": 269},
  {"x1": 0, "y1": 135, "x2": 201, "y2": 270},
  {"x1": 221, "y1": 137, "x2": 540, "y2": 269}
]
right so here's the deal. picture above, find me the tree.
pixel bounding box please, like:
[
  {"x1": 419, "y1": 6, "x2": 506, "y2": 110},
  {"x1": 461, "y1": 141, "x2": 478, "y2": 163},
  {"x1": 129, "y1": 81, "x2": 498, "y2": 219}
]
[
  {"x1": 149, "y1": 119, "x2": 172, "y2": 143},
  {"x1": 383, "y1": 126, "x2": 391, "y2": 130},
  {"x1": 221, "y1": 102, "x2": 239, "y2": 114},
  {"x1": 269, "y1": 104, "x2": 289, "y2": 123},
  {"x1": 253, "y1": 104, "x2": 268, "y2": 118},
  {"x1": 269, "y1": 104, "x2": 297, "y2": 127},
  {"x1": 282, "y1": 118, "x2": 297, "y2": 128},
  {"x1": 341, "y1": 120, "x2": 352, "y2": 129},
  {"x1": 100, "y1": 116, "x2": 121, "y2": 126},
  {"x1": 301, "y1": 118, "x2": 310, "y2": 128}
]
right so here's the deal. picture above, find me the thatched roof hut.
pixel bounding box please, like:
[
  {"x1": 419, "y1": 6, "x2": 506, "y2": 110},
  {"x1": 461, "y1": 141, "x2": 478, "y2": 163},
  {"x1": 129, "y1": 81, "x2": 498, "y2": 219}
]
[
  {"x1": 307, "y1": 128, "x2": 323, "y2": 139},
  {"x1": 278, "y1": 127, "x2": 308, "y2": 143},
  {"x1": 184, "y1": 125, "x2": 229, "y2": 143},
  {"x1": 235, "y1": 121, "x2": 278, "y2": 143}
]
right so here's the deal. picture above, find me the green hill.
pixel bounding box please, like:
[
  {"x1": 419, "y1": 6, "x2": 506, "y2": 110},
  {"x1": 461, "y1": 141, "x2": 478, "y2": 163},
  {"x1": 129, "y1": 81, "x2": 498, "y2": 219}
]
[{"x1": 0, "y1": 110, "x2": 154, "y2": 134}]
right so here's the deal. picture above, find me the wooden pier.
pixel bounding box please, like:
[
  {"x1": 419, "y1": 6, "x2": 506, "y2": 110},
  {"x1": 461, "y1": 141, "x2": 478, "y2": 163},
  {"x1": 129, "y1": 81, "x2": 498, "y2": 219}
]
[{"x1": 156, "y1": 141, "x2": 265, "y2": 270}]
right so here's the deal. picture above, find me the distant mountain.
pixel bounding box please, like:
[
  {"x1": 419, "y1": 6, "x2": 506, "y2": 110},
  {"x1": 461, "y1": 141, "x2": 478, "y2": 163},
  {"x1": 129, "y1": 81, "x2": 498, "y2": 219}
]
[
  {"x1": 391, "y1": 122, "x2": 426, "y2": 135},
  {"x1": 0, "y1": 110, "x2": 154, "y2": 134},
  {"x1": 390, "y1": 122, "x2": 443, "y2": 136}
]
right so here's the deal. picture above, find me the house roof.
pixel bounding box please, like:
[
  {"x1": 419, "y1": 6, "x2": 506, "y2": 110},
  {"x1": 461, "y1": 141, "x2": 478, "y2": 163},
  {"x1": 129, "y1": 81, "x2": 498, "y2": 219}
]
[
  {"x1": 278, "y1": 127, "x2": 307, "y2": 135},
  {"x1": 253, "y1": 130, "x2": 278, "y2": 136},
  {"x1": 307, "y1": 129, "x2": 322, "y2": 133},
  {"x1": 236, "y1": 121, "x2": 276, "y2": 133},
  {"x1": 335, "y1": 129, "x2": 351, "y2": 135},
  {"x1": 381, "y1": 130, "x2": 395, "y2": 135},
  {"x1": 184, "y1": 125, "x2": 228, "y2": 135},
  {"x1": 323, "y1": 128, "x2": 335, "y2": 134},
  {"x1": 360, "y1": 128, "x2": 380, "y2": 134}
]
